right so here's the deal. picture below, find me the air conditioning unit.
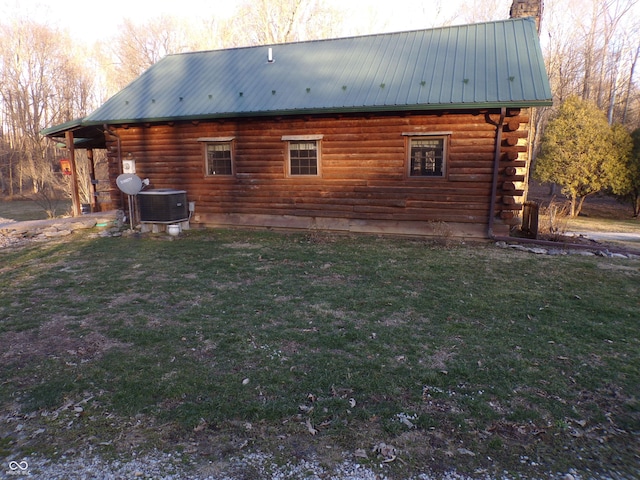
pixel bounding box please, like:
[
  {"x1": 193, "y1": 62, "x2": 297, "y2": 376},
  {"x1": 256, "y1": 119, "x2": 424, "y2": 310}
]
[{"x1": 138, "y1": 189, "x2": 189, "y2": 223}]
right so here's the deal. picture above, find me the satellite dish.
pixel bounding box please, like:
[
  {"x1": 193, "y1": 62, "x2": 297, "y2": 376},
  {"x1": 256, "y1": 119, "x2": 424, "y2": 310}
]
[{"x1": 116, "y1": 174, "x2": 143, "y2": 195}]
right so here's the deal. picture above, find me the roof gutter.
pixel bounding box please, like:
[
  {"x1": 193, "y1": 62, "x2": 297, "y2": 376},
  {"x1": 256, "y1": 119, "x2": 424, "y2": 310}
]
[
  {"x1": 484, "y1": 109, "x2": 636, "y2": 255},
  {"x1": 488, "y1": 107, "x2": 506, "y2": 239},
  {"x1": 77, "y1": 102, "x2": 554, "y2": 128}
]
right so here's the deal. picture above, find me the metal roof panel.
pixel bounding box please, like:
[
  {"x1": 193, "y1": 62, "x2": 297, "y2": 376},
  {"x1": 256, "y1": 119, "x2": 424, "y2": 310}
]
[{"x1": 80, "y1": 17, "x2": 551, "y2": 125}]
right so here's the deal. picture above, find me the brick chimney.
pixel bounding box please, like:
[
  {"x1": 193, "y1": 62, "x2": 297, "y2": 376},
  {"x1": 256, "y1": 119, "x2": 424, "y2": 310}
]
[{"x1": 509, "y1": 0, "x2": 543, "y2": 33}]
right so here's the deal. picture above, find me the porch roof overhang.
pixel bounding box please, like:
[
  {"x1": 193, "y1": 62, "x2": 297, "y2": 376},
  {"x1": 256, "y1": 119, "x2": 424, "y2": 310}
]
[{"x1": 41, "y1": 118, "x2": 109, "y2": 149}]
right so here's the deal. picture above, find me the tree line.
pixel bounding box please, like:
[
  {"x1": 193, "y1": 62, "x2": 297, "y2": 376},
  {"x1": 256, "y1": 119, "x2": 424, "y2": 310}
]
[{"x1": 1, "y1": 0, "x2": 639, "y2": 217}]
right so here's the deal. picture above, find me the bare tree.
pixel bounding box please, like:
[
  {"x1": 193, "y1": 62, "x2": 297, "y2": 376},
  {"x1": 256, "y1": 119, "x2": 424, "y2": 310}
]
[
  {"x1": 229, "y1": 0, "x2": 343, "y2": 46},
  {"x1": 107, "y1": 16, "x2": 190, "y2": 91},
  {"x1": 458, "y1": 0, "x2": 513, "y2": 24},
  {"x1": 104, "y1": 14, "x2": 236, "y2": 94},
  {"x1": 1, "y1": 19, "x2": 61, "y2": 195},
  {"x1": 574, "y1": 0, "x2": 639, "y2": 116},
  {"x1": 621, "y1": 44, "x2": 640, "y2": 124},
  {"x1": 541, "y1": 0, "x2": 640, "y2": 128},
  {"x1": 0, "y1": 18, "x2": 96, "y2": 206},
  {"x1": 543, "y1": 2, "x2": 584, "y2": 102}
]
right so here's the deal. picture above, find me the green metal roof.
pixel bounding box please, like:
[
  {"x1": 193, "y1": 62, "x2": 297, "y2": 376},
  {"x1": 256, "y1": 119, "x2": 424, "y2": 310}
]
[{"x1": 44, "y1": 17, "x2": 551, "y2": 135}]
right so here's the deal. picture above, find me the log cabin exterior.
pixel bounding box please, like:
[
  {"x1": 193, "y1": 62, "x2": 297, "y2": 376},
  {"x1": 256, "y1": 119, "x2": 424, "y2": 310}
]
[{"x1": 43, "y1": 17, "x2": 552, "y2": 238}]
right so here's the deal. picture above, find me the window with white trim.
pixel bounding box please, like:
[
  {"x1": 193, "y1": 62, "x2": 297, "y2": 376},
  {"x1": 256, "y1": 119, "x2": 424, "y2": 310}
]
[
  {"x1": 282, "y1": 135, "x2": 322, "y2": 176},
  {"x1": 408, "y1": 136, "x2": 447, "y2": 177},
  {"x1": 203, "y1": 139, "x2": 233, "y2": 176}
]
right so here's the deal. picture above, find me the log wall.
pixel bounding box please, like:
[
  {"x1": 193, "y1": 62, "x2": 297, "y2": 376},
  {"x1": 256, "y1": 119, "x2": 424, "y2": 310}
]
[{"x1": 104, "y1": 109, "x2": 529, "y2": 238}]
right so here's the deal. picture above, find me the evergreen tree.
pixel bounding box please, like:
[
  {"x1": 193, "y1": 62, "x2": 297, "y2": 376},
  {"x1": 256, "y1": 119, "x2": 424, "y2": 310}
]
[
  {"x1": 606, "y1": 127, "x2": 640, "y2": 217},
  {"x1": 534, "y1": 96, "x2": 618, "y2": 217}
]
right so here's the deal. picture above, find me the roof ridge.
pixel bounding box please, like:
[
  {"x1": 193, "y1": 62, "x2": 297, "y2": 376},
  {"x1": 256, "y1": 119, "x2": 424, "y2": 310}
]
[{"x1": 165, "y1": 17, "x2": 537, "y2": 58}]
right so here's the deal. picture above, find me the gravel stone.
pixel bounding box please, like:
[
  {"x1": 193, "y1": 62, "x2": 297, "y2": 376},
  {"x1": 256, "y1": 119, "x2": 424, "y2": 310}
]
[{"x1": 8, "y1": 451, "x2": 593, "y2": 479}]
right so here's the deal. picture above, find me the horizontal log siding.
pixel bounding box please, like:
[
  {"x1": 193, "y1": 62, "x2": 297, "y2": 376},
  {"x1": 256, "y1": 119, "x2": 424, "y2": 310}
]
[{"x1": 108, "y1": 110, "x2": 528, "y2": 233}]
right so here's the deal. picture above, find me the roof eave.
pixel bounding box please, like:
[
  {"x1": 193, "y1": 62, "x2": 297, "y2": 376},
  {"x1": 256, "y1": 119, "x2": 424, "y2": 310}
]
[
  {"x1": 40, "y1": 117, "x2": 86, "y2": 137},
  {"x1": 83, "y1": 101, "x2": 554, "y2": 126}
]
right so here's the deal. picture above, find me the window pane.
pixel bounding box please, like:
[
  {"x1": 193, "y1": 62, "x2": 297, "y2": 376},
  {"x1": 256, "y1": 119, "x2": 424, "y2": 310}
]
[
  {"x1": 206, "y1": 143, "x2": 232, "y2": 175},
  {"x1": 410, "y1": 138, "x2": 444, "y2": 177},
  {"x1": 289, "y1": 141, "x2": 318, "y2": 175}
]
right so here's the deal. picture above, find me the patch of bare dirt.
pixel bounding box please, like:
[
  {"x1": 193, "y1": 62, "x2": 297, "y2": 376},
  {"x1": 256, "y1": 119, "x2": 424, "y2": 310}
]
[{"x1": 0, "y1": 316, "x2": 130, "y2": 369}]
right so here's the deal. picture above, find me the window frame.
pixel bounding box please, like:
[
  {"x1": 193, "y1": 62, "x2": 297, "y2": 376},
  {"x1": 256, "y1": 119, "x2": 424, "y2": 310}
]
[
  {"x1": 198, "y1": 137, "x2": 235, "y2": 177},
  {"x1": 282, "y1": 135, "x2": 323, "y2": 177},
  {"x1": 403, "y1": 132, "x2": 450, "y2": 179}
]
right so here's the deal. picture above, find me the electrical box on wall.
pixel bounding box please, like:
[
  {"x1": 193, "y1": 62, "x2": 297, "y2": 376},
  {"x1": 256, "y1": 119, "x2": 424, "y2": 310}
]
[{"x1": 122, "y1": 159, "x2": 136, "y2": 174}]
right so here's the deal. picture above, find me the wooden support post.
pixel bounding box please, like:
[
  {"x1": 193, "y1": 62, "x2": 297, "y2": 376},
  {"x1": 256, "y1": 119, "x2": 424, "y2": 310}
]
[
  {"x1": 65, "y1": 131, "x2": 82, "y2": 217},
  {"x1": 87, "y1": 148, "x2": 97, "y2": 212}
]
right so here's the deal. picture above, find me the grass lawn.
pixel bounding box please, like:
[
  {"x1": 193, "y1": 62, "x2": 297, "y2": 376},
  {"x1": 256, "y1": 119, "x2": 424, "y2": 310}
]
[
  {"x1": 566, "y1": 216, "x2": 640, "y2": 235},
  {"x1": 527, "y1": 182, "x2": 640, "y2": 251},
  {"x1": 560, "y1": 216, "x2": 640, "y2": 252},
  {"x1": 0, "y1": 229, "x2": 638, "y2": 478}
]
